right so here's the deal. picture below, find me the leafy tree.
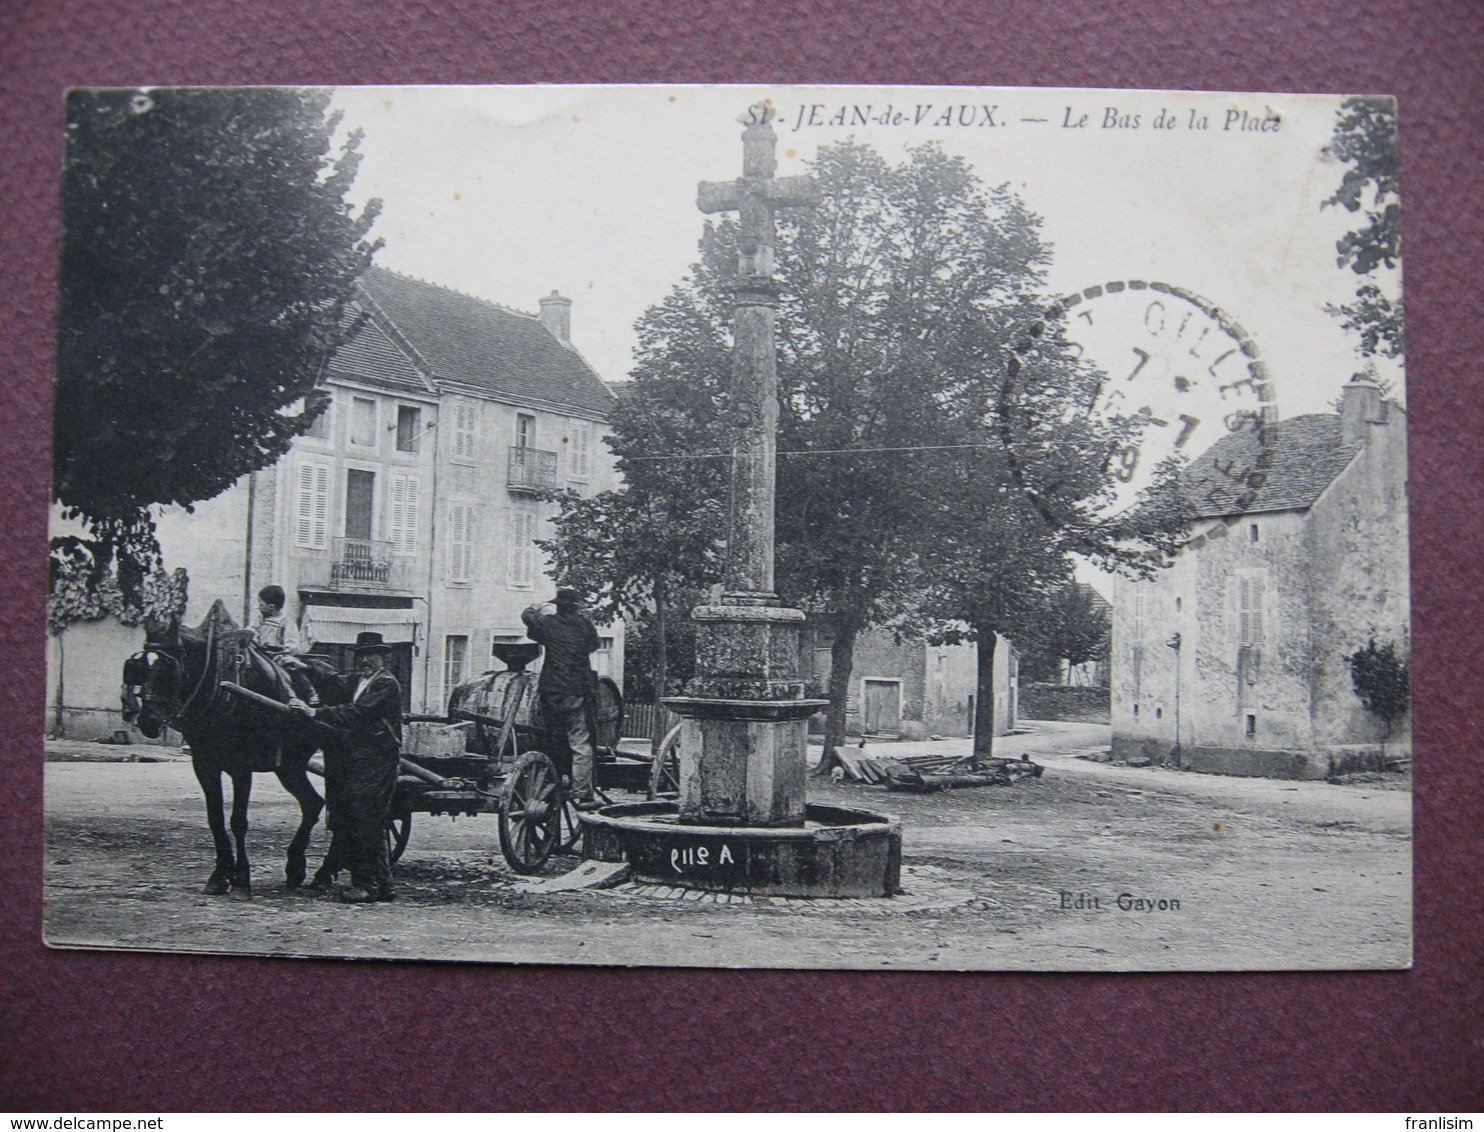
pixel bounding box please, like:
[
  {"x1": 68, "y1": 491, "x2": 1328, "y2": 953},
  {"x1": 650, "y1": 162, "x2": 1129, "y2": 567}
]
[
  {"x1": 549, "y1": 140, "x2": 1183, "y2": 759},
  {"x1": 1347, "y1": 638, "x2": 1410, "y2": 753},
  {"x1": 916, "y1": 401, "x2": 1186, "y2": 755},
  {"x1": 541, "y1": 479, "x2": 722, "y2": 746},
  {"x1": 540, "y1": 336, "x2": 729, "y2": 744},
  {"x1": 1018, "y1": 583, "x2": 1112, "y2": 685},
  {"x1": 1323, "y1": 96, "x2": 1403, "y2": 362},
  {"x1": 53, "y1": 86, "x2": 382, "y2": 607}
]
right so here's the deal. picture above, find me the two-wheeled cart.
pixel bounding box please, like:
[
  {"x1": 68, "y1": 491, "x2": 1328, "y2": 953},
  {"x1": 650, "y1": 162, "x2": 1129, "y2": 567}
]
[
  {"x1": 391, "y1": 642, "x2": 670, "y2": 874},
  {"x1": 223, "y1": 642, "x2": 678, "y2": 875}
]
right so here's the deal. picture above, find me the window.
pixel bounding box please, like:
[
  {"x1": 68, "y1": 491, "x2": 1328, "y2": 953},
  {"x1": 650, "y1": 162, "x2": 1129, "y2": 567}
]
[
  {"x1": 294, "y1": 462, "x2": 330, "y2": 549},
  {"x1": 515, "y1": 413, "x2": 536, "y2": 449},
  {"x1": 569, "y1": 420, "x2": 592, "y2": 479},
  {"x1": 1237, "y1": 574, "x2": 1266, "y2": 646},
  {"x1": 389, "y1": 473, "x2": 420, "y2": 556},
  {"x1": 345, "y1": 469, "x2": 375, "y2": 541},
  {"x1": 597, "y1": 636, "x2": 613, "y2": 654},
  {"x1": 305, "y1": 395, "x2": 330, "y2": 439},
  {"x1": 396, "y1": 405, "x2": 421, "y2": 453},
  {"x1": 452, "y1": 398, "x2": 478, "y2": 461},
  {"x1": 508, "y1": 508, "x2": 536, "y2": 587},
  {"x1": 444, "y1": 635, "x2": 469, "y2": 694},
  {"x1": 350, "y1": 397, "x2": 377, "y2": 448},
  {"x1": 1249, "y1": 523, "x2": 1261, "y2": 543},
  {"x1": 447, "y1": 502, "x2": 475, "y2": 584},
  {"x1": 1245, "y1": 714, "x2": 1257, "y2": 737}
]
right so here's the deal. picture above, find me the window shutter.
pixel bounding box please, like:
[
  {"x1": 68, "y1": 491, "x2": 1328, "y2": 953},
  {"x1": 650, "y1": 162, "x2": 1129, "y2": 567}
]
[
  {"x1": 296, "y1": 465, "x2": 314, "y2": 548},
  {"x1": 448, "y1": 503, "x2": 474, "y2": 583},
  {"x1": 454, "y1": 399, "x2": 477, "y2": 460},
  {"x1": 1251, "y1": 575, "x2": 1266, "y2": 646},
  {"x1": 472, "y1": 627, "x2": 494, "y2": 673},
  {"x1": 447, "y1": 504, "x2": 461, "y2": 581},
  {"x1": 509, "y1": 510, "x2": 535, "y2": 587},
  {"x1": 391, "y1": 474, "x2": 420, "y2": 555},
  {"x1": 296, "y1": 462, "x2": 329, "y2": 549},
  {"x1": 1236, "y1": 574, "x2": 1267, "y2": 647},
  {"x1": 571, "y1": 421, "x2": 591, "y2": 478}
]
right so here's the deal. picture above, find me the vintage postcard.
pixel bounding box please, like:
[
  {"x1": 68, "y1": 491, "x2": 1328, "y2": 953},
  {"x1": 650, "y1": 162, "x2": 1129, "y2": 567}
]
[{"x1": 45, "y1": 85, "x2": 1410, "y2": 970}]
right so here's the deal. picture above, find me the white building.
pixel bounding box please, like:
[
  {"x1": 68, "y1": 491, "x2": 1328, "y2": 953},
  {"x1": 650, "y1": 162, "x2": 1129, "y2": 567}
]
[{"x1": 48, "y1": 267, "x2": 624, "y2": 733}]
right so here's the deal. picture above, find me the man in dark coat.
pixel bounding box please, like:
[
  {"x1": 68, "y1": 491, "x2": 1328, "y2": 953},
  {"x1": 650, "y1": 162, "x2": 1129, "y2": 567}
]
[
  {"x1": 521, "y1": 588, "x2": 602, "y2": 808},
  {"x1": 290, "y1": 631, "x2": 402, "y2": 903}
]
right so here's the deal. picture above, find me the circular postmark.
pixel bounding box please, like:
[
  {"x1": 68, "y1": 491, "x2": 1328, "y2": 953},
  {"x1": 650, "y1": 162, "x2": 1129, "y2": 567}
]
[{"x1": 1054, "y1": 280, "x2": 1279, "y2": 524}]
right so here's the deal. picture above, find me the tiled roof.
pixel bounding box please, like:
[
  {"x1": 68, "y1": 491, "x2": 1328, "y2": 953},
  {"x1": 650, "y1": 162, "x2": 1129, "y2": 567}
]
[
  {"x1": 1183, "y1": 413, "x2": 1360, "y2": 519},
  {"x1": 355, "y1": 267, "x2": 616, "y2": 417},
  {"x1": 325, "y1": 317, "x2": 431, "y2": 393}
]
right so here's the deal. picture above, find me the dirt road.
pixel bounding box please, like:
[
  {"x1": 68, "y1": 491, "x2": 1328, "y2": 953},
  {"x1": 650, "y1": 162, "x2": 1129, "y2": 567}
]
[{"x1": 42, "y1": 722, "x2": 1411, "y2": 971}]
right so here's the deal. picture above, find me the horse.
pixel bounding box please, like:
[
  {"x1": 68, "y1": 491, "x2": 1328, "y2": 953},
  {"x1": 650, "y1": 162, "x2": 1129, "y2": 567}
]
[{"x1": 120, "y1": 599, "x2": 348, "y2": 900}]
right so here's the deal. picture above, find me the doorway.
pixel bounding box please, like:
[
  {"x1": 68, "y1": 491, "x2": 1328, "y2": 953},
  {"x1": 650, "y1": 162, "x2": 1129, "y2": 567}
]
[{"x1": 862, "y1": 678, "x2": 902, "y2": 736}]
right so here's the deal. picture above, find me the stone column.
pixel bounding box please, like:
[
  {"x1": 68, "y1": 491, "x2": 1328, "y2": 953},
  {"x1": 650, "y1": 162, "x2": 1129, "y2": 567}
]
[{"x1": 665, "y1": 104, "x2": 825, "y2": 828}]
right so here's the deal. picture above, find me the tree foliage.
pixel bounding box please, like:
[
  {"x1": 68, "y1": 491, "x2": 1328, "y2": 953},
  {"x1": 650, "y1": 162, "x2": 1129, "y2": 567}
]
[
  {"x1": 53, "y1": 86, "x2": 382, "y2": 608},
  {"x1": 47, "y1": 543, "x2": 188, "y2": 637},
  {"x1": 1347, "y1": 638, "x2": 1410, "y2": 743},
  {"x1": 1323, "y1": 96, "x2": 1403, "y2": 361},
  {"x1": 1017, "y1": 584, "x2": 1112, "y2": 684},
  {"x1": 541, "y1": 358, "x2": 728, "y2": 731},
  {"x1": 545, "y1": 140, "x2": 1185, "y2": 753}
]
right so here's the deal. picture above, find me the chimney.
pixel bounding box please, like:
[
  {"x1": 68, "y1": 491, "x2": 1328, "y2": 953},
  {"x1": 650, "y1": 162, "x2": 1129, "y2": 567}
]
[
  {"x1": 538, "y1": 290, "x2": 572, "y2": 347},
  {"x1": 1340, "y1": 375, "x2": 1386, "y2": 446}
]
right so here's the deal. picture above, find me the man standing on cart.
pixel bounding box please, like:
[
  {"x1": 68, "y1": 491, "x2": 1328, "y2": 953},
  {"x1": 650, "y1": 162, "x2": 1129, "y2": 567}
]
[
  {"x1": 289, "y1": 631, "x2": 402, "y2": 903},
  {"x1": 522, "y1": 588, "x2": 602, "y2": 810}
]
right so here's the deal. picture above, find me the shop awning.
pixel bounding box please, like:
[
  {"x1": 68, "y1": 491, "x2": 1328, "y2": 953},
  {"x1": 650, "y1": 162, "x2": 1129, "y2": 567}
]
[{"x1": 301, "y1": 606, "x2": 421, "y2": 646}]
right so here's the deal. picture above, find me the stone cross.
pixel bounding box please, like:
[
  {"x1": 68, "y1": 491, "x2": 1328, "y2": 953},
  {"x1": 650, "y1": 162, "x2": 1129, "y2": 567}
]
[
  {"x1": 662, "y1": 104, "x2": 825, "y2": 829},
  {"x1": 696, "y1": 103, "x2": 816, "y2": 600}
]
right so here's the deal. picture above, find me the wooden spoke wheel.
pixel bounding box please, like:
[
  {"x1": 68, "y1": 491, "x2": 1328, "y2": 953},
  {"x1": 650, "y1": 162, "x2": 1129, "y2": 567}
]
[
  {"x1": 384, "y1": 808, "x2": 412, "y2": 866},
  {"x1": 647, "y1": 723, "x2": 683, "y2": 800},
  {"x1": 499, "y1": 750, "x2": 566, "y2": 874}
]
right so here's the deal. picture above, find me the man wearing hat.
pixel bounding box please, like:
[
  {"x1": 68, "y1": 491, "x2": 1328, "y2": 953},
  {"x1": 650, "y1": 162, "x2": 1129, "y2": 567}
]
[
  {"x1": 522, "y1": 588, "x2": 602, "y2": 808},
  {"x1": 289, "y1": 631, "x2": 402, "y2": 903}
]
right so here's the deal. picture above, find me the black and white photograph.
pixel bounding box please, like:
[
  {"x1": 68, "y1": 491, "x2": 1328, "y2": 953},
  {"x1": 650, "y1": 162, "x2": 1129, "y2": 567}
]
[{"x1": 45, "y1": 84, "x2": 1411, "y2": 971}]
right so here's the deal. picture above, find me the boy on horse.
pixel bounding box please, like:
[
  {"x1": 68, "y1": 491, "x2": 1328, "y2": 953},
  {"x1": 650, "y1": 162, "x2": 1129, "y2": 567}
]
[{"x1": 252, "y1": 584, "x2": 319, "y2": 706}]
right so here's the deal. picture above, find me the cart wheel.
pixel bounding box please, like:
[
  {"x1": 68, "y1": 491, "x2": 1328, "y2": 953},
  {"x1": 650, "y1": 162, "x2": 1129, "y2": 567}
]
[
  {"x1": 385, "y1": 809, "x2": 412, "y2": 866},
  {"x1": 647, "y1": 723, "x2": 683, "y2": 800},
  {"x1": 499, "y1": 751, "x2": 564, "y2": 874}
]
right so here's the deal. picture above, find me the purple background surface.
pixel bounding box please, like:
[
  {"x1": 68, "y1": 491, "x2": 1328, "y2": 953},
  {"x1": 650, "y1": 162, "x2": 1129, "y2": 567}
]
[{"x1": 3, "y1": 0, "x2": 1481, "y2": 1112}]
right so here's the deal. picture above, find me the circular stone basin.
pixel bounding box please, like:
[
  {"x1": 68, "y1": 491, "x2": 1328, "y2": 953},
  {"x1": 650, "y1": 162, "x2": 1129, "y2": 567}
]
[{"x1": 579, "y1": 802, "x2": 902, "y2": 898}]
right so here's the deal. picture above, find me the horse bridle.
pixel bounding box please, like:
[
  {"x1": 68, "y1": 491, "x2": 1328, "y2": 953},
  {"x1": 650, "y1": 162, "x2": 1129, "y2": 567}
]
[{"x1": 122, "y1": 618, "x2": 219, "y2": 730}]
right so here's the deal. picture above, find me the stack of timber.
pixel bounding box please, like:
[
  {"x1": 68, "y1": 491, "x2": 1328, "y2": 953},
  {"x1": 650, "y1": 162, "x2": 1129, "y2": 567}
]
[{"x1": 820, "y1": 747, "x2": 1043, "y2": 791}]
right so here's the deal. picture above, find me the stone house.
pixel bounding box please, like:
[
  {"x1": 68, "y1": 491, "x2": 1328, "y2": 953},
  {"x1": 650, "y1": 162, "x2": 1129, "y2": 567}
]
[
  {"x1": 802, "y1": 619, "x2": 1019, "y2": 740},
  {"x1": 47, "y1": 267, "x2": 623, "y2": 733},
  {"x1": 1110, "y1": 378, "x2": 1409, "y2": 778}
]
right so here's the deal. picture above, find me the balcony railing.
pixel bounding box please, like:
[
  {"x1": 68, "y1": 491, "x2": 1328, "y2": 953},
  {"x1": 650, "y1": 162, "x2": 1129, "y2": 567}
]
[
  {"x1": 507, "y1": 446, "x2": 558, "y2": 493},
  {"x1": 330, "y1": 537, "x2": 395, "y2": 588}
]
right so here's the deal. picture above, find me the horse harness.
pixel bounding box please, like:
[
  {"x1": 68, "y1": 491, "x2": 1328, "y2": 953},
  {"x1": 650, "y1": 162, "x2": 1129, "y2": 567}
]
[{"x1": 123, "y1": 617, "x2": 294, "y2": 732}]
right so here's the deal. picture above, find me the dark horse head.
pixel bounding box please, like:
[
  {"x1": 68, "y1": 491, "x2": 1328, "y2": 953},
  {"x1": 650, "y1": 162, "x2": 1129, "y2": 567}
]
[{"x1": 121, "y1": 599, "x2": 345, "y2": 898}]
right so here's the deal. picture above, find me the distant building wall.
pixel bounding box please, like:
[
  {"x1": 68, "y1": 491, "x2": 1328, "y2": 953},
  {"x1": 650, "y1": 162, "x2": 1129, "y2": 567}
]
[
  {"x1": 805, "y1": 624, "x2": 1015, "y2": 740},
  {"x1": 1305, "y1": 406, "x2": 1411, "y2": 756},
  {"x1": 1111, "y1": 396, "x2": 1409, "y2": 778}
]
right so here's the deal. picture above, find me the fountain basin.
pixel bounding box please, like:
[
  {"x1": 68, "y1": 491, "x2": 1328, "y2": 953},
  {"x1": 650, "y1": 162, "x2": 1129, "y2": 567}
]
[{"x1": 580, "y1": 802, "x2": 902, "y2": 898}]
